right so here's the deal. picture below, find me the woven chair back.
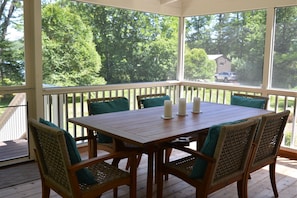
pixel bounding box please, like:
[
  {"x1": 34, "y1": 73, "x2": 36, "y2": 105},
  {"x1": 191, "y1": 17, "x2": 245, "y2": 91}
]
[
  {"x1": 211, "y1": 119, "x2": 258, "y2": 186},
  {"x1": 251, "y1": 110, "x2": 290, "y2": 170},
  {"x1": 29, "y1": 119, "x2": 73, "y2": 197}
]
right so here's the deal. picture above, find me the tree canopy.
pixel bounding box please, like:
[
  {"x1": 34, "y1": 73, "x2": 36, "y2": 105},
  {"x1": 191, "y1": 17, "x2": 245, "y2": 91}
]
[
  {"x1": 184, "y1": 48, "x2": 216, "y2": 81},
  {"x1": 72, "y1": 4, "x2": 178, "y2": 83},
  {"x1": 42, "y1": 3, "x2": 105, "y2": 86},
  {"x1": 0, "y1": 0, "x2": 24, "y2": 86}
]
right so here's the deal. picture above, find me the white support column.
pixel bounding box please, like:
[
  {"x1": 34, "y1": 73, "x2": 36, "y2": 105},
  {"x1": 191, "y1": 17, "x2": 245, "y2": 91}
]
[
  {"x1": 262, "y1": 7, "x2": 275, "y2": 94},
  {"x1": 176, "y1": 17, "x2": 185, "y2": 100},
  {"x1": 25, "y1": 0, "x2": 43, "y2": 119},
  {"x1": 24, "y1": 0, "x2": 43, "y2": 160},
  {"x1": 177, "y1": 16, "x2": 185, "y2": 81}
]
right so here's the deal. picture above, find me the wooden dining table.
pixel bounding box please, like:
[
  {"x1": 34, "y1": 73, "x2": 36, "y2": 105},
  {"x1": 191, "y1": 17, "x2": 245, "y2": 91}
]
[{"x1": 68, "y1": 102, "x2": 272, "y2": 197}]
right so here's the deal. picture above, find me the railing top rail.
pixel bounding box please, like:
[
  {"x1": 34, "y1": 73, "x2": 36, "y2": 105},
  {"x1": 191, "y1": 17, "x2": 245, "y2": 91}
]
[
  {"x1": 42, "y1": 80, "x2": 297, "y2": 98},
  {"x1": 42, "y1": 81, "x2": 181, "y2": 95},
  {"x1": 182, "y1": 81, "x2": 297, "y2": 97}
]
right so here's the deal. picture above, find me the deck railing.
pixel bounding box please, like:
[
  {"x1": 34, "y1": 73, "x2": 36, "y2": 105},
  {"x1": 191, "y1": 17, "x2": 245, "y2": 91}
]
[
  {"x1": 42, "y1": 81, "x2": 297, "y2": 149},
  {"x1": 0, "y1": 93, "x2": 27, "y2": 141}
]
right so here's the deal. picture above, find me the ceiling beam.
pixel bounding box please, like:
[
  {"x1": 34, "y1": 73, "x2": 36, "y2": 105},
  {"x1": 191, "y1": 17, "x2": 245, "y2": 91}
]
[
  {"x1": 160, "y1": 0, "x2": 179, "y2": 5},
  {"x1": 77, "y1": 0, "x2": 182, "y2": 16},
  {"x1": 75, "y1": 0, "x2": 297, "y2": 17}
]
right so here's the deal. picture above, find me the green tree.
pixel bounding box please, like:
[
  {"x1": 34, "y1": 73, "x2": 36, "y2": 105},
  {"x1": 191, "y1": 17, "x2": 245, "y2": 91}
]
[
  {"x1": 132, "y1": 38, "x2": 177, "y2": 82},
  {"x1": 184, "y1": 48, "x2": 216, "y2": 81},
  {"x1": 0, "y1": 0, "x2": 24, "y2": 86},
  {"x1": 73, "y1": 4, "x2": 178, "y2": 84},
  {"x1": 42, "y1": 3, "x2": 105, "y2": 86},
  {"x1": 0, "y1": 40, "x2": 23, "y2": 86},
  {"x1": 238, "y1": 11, "x2": 266, "y2": 85},
  {"x1": 272, "y1": 7, "x2": 297, "y2": 89},
  {"x1": 185, "y1": 15, "x2": 213, "y2": 51}
]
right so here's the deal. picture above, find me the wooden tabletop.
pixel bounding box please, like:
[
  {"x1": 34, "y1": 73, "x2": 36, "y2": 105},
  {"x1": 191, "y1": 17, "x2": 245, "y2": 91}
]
[{"x1": 69, "y1": 102, "x2": 272, "y2": 147}]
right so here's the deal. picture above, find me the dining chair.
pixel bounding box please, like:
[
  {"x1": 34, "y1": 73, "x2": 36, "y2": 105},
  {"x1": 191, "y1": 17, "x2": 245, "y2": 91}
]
[
  {"x1": 156, "y1": 119, "x2": 259, "y2": 198},
  {"x1": 87, "y1": 97, "x2": 143, "y2": 170},
  {"x1": 246, "y1": 110, "x2": 290, "y2": 197},
  {"x1": 136, "y1": 93, "x2": 170, "y2": 109},
  {"x1": 196, "y1": 93, "x2": 268, "y2": 151},
  {"x1": 29, "y1": 118, "x2": 137, "y2": 198},
  {"x1": 231, "y1": 93, "x2": 269, "y2": 109},
  {"x1": 230, "y1": 93, "x2": 270, "y2": 181},
  {"x1": 136, "y1": 93, "x2": 172, "y2": 180}
]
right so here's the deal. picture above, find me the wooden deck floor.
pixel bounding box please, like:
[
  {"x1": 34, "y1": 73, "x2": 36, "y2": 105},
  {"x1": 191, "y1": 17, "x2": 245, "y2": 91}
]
[
  {"x1": 0, "y1": 145, "x2": 296, "y2": 198},
  {"x1": 0, "y1": 139, "x2": 28, "y2": 162}
]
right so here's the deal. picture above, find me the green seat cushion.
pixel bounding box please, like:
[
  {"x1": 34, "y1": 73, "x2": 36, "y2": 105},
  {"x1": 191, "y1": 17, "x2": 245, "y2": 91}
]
[
  {"x1": 190, "y1": 119, "x2": 245, "y2": 179},
  {"x1": 89, "y1": 97, "x2": 129, "y2": 143},
  {"x1": 231, "y1": 95, "x2": 266, "y2": 109},
  {"x1": 141, "y1": 95, "x2": 170, "y2": 108},
  {"x1": 39, "y1": 118, "x2": 97, "y2": 185}
]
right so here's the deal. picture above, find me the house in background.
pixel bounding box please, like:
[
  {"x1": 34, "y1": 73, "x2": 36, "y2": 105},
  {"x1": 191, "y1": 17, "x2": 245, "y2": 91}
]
[{"x1": 208, "y1": 54, "x2": 231, "y2": 73}]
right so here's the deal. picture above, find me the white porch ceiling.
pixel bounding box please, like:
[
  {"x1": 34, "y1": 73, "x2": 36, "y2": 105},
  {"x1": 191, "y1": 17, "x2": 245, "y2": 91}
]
[{"x1": 77, "y1": 0, "x2": 297, "y2": 16}]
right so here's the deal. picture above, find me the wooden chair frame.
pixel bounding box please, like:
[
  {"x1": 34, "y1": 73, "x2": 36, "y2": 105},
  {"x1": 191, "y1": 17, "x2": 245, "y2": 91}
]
[
  {"x1": 86, "y1": 97, "x2": 125, "y2": 156},
  {"x1": 157, "y1": 119, "x2": 259, "y2": 198},
  {"x1": 246, "y1": 110, "x2": 290, "y2": 197},
  {"x1": 87, "y1": 96, "x2": 143, "y2": 170},
  {"x1": 136, "y1": 93, "x2": 167, "y2": 109},
  {"x1": 29, "y1": 118, "x2": 137, "y2": 198}
]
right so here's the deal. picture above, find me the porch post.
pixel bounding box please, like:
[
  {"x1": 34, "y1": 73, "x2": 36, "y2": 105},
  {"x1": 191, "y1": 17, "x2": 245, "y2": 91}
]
[
  {"x1": 177, "y1": 17, "x2": 185, "y2": 99},
  {"x1": 24, "y1": 0, "x2": 43, "y2": 160}
]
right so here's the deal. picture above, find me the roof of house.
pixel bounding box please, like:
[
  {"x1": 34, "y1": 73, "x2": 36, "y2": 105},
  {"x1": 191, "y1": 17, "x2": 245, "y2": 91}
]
[{"x1": 207, "y1": 54, "x2": 224, "y2": 60}]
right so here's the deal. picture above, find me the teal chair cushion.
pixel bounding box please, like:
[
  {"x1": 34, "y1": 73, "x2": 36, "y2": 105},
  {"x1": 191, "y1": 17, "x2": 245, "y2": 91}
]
[
  {"x1": 141, "y1": 95, "x2": 170, "y2": 108},
  {"x1": 39, "y1": 118, "x2": 97, "y2": 185},
  {"x1": 190, "y1": 120, "x2": 245, "y2": 179},
  {"x1": 231, "y1": 95, "x2": 266, "y2": 109},
  {"x1": 89, "y1": 97, "x2": 129, "y2": 143}
]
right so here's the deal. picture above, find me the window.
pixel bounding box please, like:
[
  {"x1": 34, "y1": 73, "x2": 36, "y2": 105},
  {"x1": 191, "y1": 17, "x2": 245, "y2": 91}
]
[
  {"x1": 42, "y1": 1, "x2": 178, "y2": 86},
  {"x1": 272, "y1": 6, "x2": 297, "y2": 90},
  {"x1": 0, "y1": 0, "x2": 24, "y2": 86},
  {"x1": 185, "y1": 10, "x2": 266, "y2": 85}
]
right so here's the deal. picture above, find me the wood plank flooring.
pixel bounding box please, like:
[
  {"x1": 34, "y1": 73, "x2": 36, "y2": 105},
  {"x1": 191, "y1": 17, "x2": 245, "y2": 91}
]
[
  {"x1": 0, "y1": 145, "x2": 296, "y2": 198},
  {"x1": 0, "y1": 139, "x2": 28, "y2": 162}
]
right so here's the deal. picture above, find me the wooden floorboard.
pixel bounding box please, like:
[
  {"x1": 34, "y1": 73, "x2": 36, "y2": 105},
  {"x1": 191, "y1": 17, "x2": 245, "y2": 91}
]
[
  {"x1": 0, "y1": 139, "x2": 28, "y2": 161},
  {"x1": 0, "y1": 145, "x2": 296, "y2": 198}
]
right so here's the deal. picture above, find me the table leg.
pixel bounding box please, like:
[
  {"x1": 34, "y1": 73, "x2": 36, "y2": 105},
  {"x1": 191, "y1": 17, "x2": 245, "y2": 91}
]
[
  {"x1": 156, "y1": 148, "x2": 164, "y2": 198},
  {"x1": 146, "y1": 150, "x2": 154, "y2": 198},
  {"x1": 87, "y1": 130, "x2": 97, "y2": 158}
]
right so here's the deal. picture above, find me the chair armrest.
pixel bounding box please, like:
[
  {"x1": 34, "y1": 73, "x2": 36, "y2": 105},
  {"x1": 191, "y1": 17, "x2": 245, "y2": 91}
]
[
  {"x1": 69, "y1": 151, "x2": 137, "y2": 172},
  {"x1": 166, "y1": 144, "x2": 215, "y2": 163},
  {"x1": 74, "y1": 136, "x2": 89, "y2": 141},
  {"x1": 74, "y1": 129, "x2": 96, "y2": 142}
]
